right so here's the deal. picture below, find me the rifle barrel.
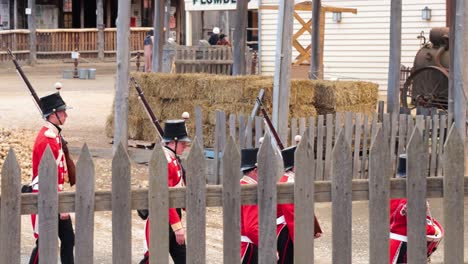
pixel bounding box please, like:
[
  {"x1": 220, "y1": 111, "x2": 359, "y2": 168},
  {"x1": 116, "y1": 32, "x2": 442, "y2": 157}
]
[{"x1": 130, "y1": 77, "x2": 164, "y2": 138}]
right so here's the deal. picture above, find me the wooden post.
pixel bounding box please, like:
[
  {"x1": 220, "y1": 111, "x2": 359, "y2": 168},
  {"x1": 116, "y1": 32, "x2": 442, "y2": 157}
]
[
  {"x1": 106, "y1": 0, "x2": 111, "y2": 28},
  {"x1": 309, "y1": 0, "x2": 321, "y2": 80},
  {"x1": 221, "y1": 11, "x2": 230, "y2": 41},
  {"x1": 272, "y1": 0, "x2": 294, "y2": 144},
  {"x1": 80, "y1": 0, "x2": 84, "y2": 28},
  {"x1": 448, "y1": 0, "x2": 456, "y2": 115},
  {"x1": 453, "y1": 0, "x2": 466, "y2": 144},
  {"x1": 386, "y1": 0, "x2": 402, "y2": 114},
  {"x1": 152, "y1": 0, "x2": 165, "y2": 72},
  {"x1": 97, "y1": 0, "x2": 105, "y2": 60},
  {"x1": 164, "y1": 0, "x2": 171, "y2": 41},
  {"x1": 13, "y1": 0, "x2": 18, "y2": 29},
  {"x1": 233, "y1": 0, "x2": 248, "y2": 75},
  {"x1": 113, "y1": 0, "x2": 131, "y2": 151},
  {"x1": 185, "y1": 11, "x2": 193, "y2": 46},
  {"x1": 28, "y1": 0, "x2": 36, "y2": 65}
]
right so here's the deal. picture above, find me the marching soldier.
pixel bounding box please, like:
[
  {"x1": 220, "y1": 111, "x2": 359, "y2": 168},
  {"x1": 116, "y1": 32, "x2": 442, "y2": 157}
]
[
  {"x1": 240, "y1": 148, "x2": 260, "y2": 264},
  {"x1": 276, "y1": 146, "x2": 323, "y2": 264},
  {"x1": 140, "y1": 119, "x2": 190, "y2": 264},
  {"x1": 389, "y1": 156, "x2": 443, "y2": 263},
  {"x1": 29, "y1": 92, "x2": 75, "y2": 264}
]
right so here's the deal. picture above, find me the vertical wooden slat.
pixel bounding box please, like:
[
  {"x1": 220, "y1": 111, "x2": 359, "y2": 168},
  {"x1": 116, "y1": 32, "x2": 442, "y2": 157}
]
[
  {"x1": 112, "y1": 144, "x2": 132, "y2": 264},
  {"x1": 437, "y1": 114, "x2": 447, "y2": 176},
  {"x1": 382, "y1": 113, "x2": 391, "y2": 145},
  {"x1": 257, "y1": 132, "x2": 280, "y2": 264},
  {"x1": 443, "y1": 126, "x2": 464, "y2": 264},
  {"x1": 255, "y1": 116, "x2": 263, "y2": 147},
  {"x1": 406, "y1": 128, "x2": 427, "y2": 263},
  {"x1": 353, "y1": 113, "x2": 362, "y2": 178},
  {"x1": 315, "y1": 115, "x2": 324, "y2": 180},
  {"x1": 389, "y1": 113, "x2": 398, "y2": 172},
  {"x1": 324, "y1": 114, "x2": 334, "y2": 180},
  {"x1": 38, "y1": 146, "x2": 58, "y2": 264},
  {"x1": 299, "y1": 117, "x2": 306, "y2": 137},
  {"x1": 148, "y1": 144, "x2": 169, "y2": 264},
  {"x1": 334, "y1": 113, "x2": 342, "y2": 140},
  {"x1": 368, "y1": 128, "x2": 390, "y2": 263},
  {"x1": 238, "y1": 115, "x2": 246, "y2": 149},
  {"x1": 186, "y1": 137, "x2": 207, "y2": 263},
  {"x1": 360, "y1": 114, "x2": 369, "y2": 179},
  {"x1": 331, "y1": 130, "x2": 352, "y2": 264},
  {"x1": 222, "y1": 137, "x2": 241, "y2": 264},
  {"x1": 371, "y1": 112, "x2": 378, "y2": 139},
  {"x1": 406, "y1": 115, "x2": 414, "y2": 145},
  {"x1": 429, "y1": 115, "x2": 439, "y2": 176},
  {"x1": 213, "y1": 111, "x2": 226, "y2": 185},
  {"x1": 245, "y1": 117, "x2": 253, "y2": 148},
  {"x1": 229, "y1": 113, "x2": 236, "y2": 140},
  {"x1": 397, "y1": 114, "x2": 407, "y2": 162},
  {"x1": 0, "y1": 149, "x2": 21, "y2": 263},
  {"x1": 75, "y1": 144, "x2": 95, "y2": 263},
  {"x1": 290, "y1": 117, "x2": 298, "y2": 146},
  {"x1": 344, "y1": 112, "x2": 353, "y2": 148},
  {"x1": 294, "y1": 128, "x2": 316, "y2": 263},
  {"x1": 195, "y1": 106, "x2": 204, "y2": 148}
]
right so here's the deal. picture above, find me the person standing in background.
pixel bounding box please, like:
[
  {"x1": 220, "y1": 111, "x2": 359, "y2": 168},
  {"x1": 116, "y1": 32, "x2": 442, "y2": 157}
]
[
  {"x1": 144, "y1": 30, "x2": 154, "y2": 72},
  {"x1": 208, "y1": 27, "x2": 220, "y2": 45}
]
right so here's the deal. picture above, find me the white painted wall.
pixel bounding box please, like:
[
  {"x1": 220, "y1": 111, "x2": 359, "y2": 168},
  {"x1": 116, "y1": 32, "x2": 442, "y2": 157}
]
[{"x1": 259, "y1": 0, "x2": 446, "y2": 92}]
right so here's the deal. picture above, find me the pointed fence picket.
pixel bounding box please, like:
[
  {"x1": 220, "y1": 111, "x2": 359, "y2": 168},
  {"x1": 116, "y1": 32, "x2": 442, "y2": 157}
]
[{"x1": 0, "y1": 114, "x2": 466, "y2": 263}]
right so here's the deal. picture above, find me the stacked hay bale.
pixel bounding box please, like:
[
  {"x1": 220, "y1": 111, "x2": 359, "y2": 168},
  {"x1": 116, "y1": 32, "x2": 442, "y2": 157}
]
[
  {"x1": 0, "y1": 129, "x2": 34, "y2": 184},
  {"x1": 106, "y1": 73, "x2": 377, "y2": 147}
]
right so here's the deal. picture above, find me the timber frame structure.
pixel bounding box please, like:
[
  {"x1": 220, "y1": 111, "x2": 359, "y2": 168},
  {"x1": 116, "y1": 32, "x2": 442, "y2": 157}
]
[{"x1": 260, "y1": 2, "x2": 357, "y2": 78}]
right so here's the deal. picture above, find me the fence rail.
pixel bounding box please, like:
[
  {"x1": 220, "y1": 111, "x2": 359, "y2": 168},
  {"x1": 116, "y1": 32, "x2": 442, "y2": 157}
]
[
  {"x1": 0, "y1": 28, "x2": 151, "y2": 61},
  {"x1": 1, "y1": 116, "x2": 466, "y2": 263}
]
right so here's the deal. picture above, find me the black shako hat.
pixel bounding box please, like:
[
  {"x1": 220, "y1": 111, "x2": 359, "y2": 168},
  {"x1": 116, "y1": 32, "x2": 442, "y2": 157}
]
[
  {"x1": 240, "y1": 148, "x2": 259, "y2": 172},
  {"x1": 39, "y1": 92, "x2": 70, "y2": 118},
  {"x1": 162, "y1": 119, "x2": 191, "y2": 143},
  {"x1": 396, "y1": 154, "x2": 407, "y2": 178},
  {"x1": 281, "y1": 146, "x2": 297, "y2": 171}
]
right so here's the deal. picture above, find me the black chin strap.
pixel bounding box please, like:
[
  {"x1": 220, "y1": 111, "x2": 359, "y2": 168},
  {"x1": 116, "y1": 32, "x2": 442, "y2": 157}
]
[{"x1": 54, "y1": 112, "x2": 63, "y2": 126}]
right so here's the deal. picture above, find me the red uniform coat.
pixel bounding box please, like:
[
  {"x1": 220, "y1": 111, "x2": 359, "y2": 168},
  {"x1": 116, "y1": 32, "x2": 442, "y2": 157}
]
[
  {"x1": 31, "y1": 122, "x2": 68, "y2": 238},
  {"x1": 389, "y1": 198, "x2": 443, "y2": 264},
  {"x1": 240, "y1": 172, "x2": 286, "y2": 261},
  {"x1": 144, "y1": 146, "x2": 185, "y2": 253}
]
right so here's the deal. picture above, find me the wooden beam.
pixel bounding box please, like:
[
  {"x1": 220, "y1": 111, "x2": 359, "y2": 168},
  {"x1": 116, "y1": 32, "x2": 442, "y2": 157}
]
[
  {"x1": 80, "y1": 0, "x2": 84, "y2": 28},
  {"x1": 453, "y1": 0, "x2": 466, "y2": 141},
  {"x1": 27, "y1": 0, "x2": 36, "y2": 65},
  {"x1": 272, "y1": 0, "x2": 294, "y2": 143},
  {"x1": 449, "y1": 0, "x2": 456, "y2": 114},
  {"x1": 97, "y1": 0, "x2": 104, "y2": 60},
  {"x1": 310, "y1": 0, "x2": 321, "y2": 80},
  {"x1": 17, "y1": 177, "x2": 468, "y2": 215},
  {"x1": 233, "y1": 0, "x2": 248, "y2": 75},
  {"x1": 106, "y1": 0, "x2": 111, "y2": 28},
  {"x1": 153, "y1": 0, "x2": 165, "y2": 72},
  {"x1": 386, "y1": 0, "x2": 402, "y2": 114},
  {"x1": 13, "y1": 0, "x2": 18, "y2": 29},
  {"x1": 113, "y1": 0, "x2": 131, "y2": 151}
]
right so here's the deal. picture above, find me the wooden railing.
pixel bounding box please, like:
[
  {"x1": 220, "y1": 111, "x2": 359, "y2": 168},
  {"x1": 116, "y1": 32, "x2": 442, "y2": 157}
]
[{"x1": 0, "y1": 27, "x2": 152, "y2": 61}]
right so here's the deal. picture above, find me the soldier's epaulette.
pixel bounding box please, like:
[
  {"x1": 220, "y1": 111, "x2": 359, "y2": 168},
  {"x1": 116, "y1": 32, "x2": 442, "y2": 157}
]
[{"x1": 44, "y1": 128, "x2": 57, "y2": 138}]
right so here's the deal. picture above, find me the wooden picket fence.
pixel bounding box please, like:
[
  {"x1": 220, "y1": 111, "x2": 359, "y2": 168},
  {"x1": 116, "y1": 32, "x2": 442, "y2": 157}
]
[
  {"x1": 197, "y1": 109, "x2": 454, "y2": 184},
  {"x1": 166, "y1": 45, "x2": 254, "y2": 75},
  {"x1": 0, "y1": 123, "x2": 465, "y2": 263}
]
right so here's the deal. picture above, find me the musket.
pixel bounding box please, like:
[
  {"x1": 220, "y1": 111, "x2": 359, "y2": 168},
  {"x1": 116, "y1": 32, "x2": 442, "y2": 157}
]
[
  {"x1": 6, "y1": 48, "x2": 77, "y2": 186},
  {"x1": 130, "y1": 76, "x2": 164, "y2": 138},
  {"x1": 256, "y1": 90, "x2": 322, "y2": 235}
]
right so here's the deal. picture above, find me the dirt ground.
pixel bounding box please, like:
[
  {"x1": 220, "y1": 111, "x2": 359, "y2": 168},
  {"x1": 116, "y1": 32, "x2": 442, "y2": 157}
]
[{"x1": 0, "y1": 61, "x2": 466, "y2": 263}]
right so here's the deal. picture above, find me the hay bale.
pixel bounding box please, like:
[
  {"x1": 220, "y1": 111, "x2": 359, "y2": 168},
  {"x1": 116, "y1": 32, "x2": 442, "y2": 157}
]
[{"x1": 106, "y1": 73, "x2": 378, "y2": 146}]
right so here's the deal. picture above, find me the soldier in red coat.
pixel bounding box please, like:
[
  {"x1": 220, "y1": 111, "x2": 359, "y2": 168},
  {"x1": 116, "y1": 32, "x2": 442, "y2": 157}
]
[
  {"x1": 389, "y1": 155, "x2": 443, "y2": 264},
  {"x1": 277, "y1": 146, "x2": 323, "y2": 264},
  {"x1": 140, "y1": 120, "x2": 190, "y2": 264},
  {"x1": 240, "y1": 148, "x2": 260, "y2": 264},
  {"x1": 28, "y1": 92, "x2": 75, "y2": 264}
]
